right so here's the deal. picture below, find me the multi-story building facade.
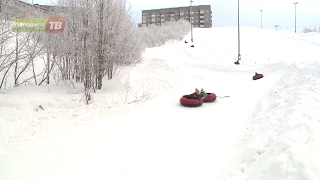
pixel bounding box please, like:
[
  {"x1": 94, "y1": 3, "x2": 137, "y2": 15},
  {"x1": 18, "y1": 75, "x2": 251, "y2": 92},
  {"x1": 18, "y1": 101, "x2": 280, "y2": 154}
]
[
  {"x1": 0, "y1": 0, "x2": 54, "y2": 20},
  {"x1": 141, "y1": 5, "x2": 212, "y2": 28}
]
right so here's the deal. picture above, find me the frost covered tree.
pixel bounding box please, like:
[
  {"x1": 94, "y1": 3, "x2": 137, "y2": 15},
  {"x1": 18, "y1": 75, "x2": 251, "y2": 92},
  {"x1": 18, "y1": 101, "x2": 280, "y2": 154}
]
[
  {"x1": 0, "y1": 20, "x2": 14, "y2": 89},
  {"x1": 12, "y1": 31, "x2": 46, "y2": 87},
  {"x1": 18, "y1": 32, "x2": 44, "y2": 86},
  {"x1": 0, "y1": 4, "x2": 45, "y2": 89},
  {"x1": 53, "y1": 0, "x2": 143, "y2": 103},
  {"x1": 89, "y1": 0, "x2": 143, "y2": 89},
  {"x1": 0, "y1": 24, "x2": 43, "y2": 88},
  {"x1": 55, "y1": 0, "x2": 143, "y2": 89}
]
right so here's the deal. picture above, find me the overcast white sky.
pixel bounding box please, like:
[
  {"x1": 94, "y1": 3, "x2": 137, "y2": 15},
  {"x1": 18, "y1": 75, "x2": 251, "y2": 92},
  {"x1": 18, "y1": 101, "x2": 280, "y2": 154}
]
[{"x1": 29, "y1": 0, "x2": 320, "y2": 31}]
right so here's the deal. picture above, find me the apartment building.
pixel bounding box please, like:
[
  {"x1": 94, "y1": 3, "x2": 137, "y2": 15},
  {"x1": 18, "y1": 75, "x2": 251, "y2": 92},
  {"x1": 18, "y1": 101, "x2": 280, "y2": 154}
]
[
  {"x1": 141, "y1": 5, "x2": 212, "y2": 28},
  {"x1": 0, "y1": 0, "x2": 54, "y2": 20}
]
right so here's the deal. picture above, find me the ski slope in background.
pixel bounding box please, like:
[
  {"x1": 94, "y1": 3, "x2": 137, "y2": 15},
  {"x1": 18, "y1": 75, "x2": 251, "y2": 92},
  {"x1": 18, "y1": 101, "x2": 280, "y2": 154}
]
[{"x1": 1, "y1": 27, "x2": 320, "y2": 180}]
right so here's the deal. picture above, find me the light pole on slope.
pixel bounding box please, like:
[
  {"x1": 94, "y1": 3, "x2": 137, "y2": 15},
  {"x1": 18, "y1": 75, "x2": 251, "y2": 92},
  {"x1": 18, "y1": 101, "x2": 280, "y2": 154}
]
[
  {"x1": 235, "y1": 0, "x2": 241, "y2": 64},
  {"x1": 293, "y1": 2, "x2": 298, "y2": 33},
  {"x1": 260, "y1": 10, "x2": 263, "y2": 29}
]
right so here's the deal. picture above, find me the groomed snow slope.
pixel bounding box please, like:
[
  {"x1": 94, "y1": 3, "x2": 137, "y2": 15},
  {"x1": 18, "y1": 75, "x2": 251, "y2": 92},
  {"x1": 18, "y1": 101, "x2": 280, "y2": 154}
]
[{"x1": 0, "y1": 27, "x2": 320, "y2": 180}]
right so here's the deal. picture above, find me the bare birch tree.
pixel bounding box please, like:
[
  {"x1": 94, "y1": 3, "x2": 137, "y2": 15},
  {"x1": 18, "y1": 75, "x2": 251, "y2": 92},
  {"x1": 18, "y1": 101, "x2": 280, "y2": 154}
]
[{"x1": 0, "y1": 20, "x2": 14, "y2": 89}]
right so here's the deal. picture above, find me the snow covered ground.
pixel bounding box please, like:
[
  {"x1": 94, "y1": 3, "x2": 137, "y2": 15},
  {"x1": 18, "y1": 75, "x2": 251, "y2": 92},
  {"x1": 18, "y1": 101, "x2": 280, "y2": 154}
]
[{"x1": 1, "y1": 27, "x2": 320, "y2": 180}]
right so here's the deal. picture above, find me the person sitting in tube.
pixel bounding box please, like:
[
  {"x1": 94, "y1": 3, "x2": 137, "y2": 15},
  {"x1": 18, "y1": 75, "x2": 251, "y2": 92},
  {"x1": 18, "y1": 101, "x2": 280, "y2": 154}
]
[
  {"x1": 200, "y1": 88, "x2": 208, "y2": 99},
  {"x1": 191, "y1": 88, "x2": 202, "y2": 99}
]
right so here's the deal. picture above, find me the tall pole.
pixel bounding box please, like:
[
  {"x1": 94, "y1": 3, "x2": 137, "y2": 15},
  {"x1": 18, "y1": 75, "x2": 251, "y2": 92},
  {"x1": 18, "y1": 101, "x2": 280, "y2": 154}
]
[
  {"x1": 293, "y1": 2, "x2": 298, "y2": 33},
  {"x1": 190, "y1": 0, "x2": 193, "y2": 42},
  {"x1": 237, "y1": 0, "x2": 241, "y2": 63},
  {"x1": 260, "y1": 10, "x2": 263, "y2": 29}
]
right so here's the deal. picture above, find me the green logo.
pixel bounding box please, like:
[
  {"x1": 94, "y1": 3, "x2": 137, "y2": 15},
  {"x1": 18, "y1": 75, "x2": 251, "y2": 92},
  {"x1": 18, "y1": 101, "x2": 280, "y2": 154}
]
[
  {"x1": 12, "y1": 17, "x2": 66, "y2": 34},
  {"x1": 12, "y1": 18, "x2": 48, "y2": 32}
]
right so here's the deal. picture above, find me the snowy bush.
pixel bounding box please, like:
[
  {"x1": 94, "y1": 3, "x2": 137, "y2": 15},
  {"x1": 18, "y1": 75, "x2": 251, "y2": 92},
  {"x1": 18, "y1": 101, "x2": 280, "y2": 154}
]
[
  {"x1": 139, "y1": 20, "x2": 191, "y2": 48},
  {"x1": 303, "y1": 27, "x2": 317, "y2": 33}
]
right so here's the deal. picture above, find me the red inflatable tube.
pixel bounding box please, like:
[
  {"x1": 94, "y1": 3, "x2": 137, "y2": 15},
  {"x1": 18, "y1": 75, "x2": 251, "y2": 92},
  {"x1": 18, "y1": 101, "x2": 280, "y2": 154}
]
[
  {"x1": 203, "y1": 93, "x2": 217, "y2": 102},
  {"x1": 253, "y1": 74, "x2": 263, "y2": 80},
  {"x1": 180, "y1": 96, "x2": 202, "y2": 107}
]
